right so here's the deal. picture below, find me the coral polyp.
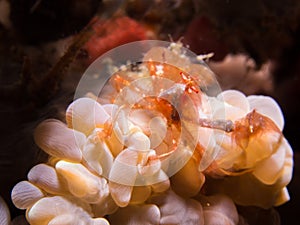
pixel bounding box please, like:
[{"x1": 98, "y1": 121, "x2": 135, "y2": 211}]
[{"x1": 11, "y1": 41, "x2": 293, "y2": 225}]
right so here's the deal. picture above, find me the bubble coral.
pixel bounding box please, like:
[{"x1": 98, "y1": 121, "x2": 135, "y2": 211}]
[
  {"x1": 204, "y1": 90, "x2": 293, "y2": 208},
  {"x1": 0, "y1": 196, "x2": 10, "y2": 225},
  {"x1": 10, "y1": 41, "x2": 293, "y2": 224}
]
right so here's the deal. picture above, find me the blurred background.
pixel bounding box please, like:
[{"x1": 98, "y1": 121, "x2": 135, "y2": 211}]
[{"x1": 0, "y1": 0, "x2": 299, "y2": 224}]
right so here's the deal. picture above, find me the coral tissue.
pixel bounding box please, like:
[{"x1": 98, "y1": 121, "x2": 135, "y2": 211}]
[{"x1": 11, "y1": 42, "x2": 293, "y2": 225}]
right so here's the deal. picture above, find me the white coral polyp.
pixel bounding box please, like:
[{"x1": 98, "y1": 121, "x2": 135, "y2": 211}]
[{"x1": 210, "y1": 90, "x2": 293, "y2": 208}]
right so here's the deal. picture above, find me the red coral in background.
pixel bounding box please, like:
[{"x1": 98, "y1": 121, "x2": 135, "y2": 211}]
[{"x1": 82, "y1": 16, "x2": 153, "y2": 65}]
